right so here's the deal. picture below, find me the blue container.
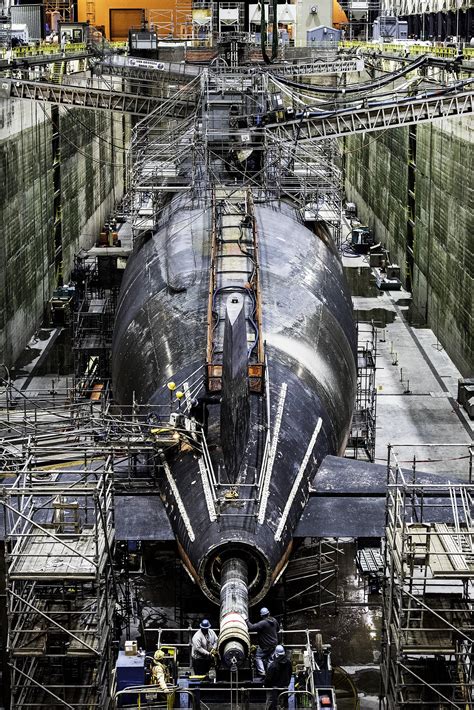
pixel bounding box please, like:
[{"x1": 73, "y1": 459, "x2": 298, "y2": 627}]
[{"x1": 116, "y1": 651, "x2": 145, "y2": 707}]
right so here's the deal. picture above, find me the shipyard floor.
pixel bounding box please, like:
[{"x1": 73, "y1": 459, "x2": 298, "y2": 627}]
[{"x1": 0, "y1": 235, "x2": 472, "y2": 710}]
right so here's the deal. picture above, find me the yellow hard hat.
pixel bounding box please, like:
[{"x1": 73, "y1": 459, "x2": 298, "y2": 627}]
[
  {"x1": 167, "y1": 382, "x2": 176, "y2": 391},
  {"x1": 154, "y1": 649, "x2": 165, "y2": 661},
  {"x1": 176, "y1": 391, "x2": 184, "y2": 400}
]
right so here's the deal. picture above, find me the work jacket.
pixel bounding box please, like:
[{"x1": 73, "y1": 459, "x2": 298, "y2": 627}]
[
  {"x1": 265, "y1": 656, "x2": 292, "y2": 688},
  {"x1": 191, "y1": 629, "x2": 218, "y2": 658},
  {"x1": 246, "y1": 617, "x2": 279, "y2": 651},
  {"x1": 151, "y1": 661, "x2": 169, "y2": 692}
]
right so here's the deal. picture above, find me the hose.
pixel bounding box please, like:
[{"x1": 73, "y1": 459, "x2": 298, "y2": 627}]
[
  {"x1": 333, "y1": 666, "x2": 361, "y2": 709},
  {"x1": 271, "y1": 55, "x2": 428, "y2": 95}
]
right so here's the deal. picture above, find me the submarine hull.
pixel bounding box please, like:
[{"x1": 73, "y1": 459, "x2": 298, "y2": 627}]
[{"x1": 112, "y1": 195, "x2": 357, "y2": 605}]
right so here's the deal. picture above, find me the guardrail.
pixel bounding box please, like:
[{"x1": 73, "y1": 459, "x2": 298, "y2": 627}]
[
  {"x1": 114, "y1": 684, "x2": 318, "y2": 709},
  {"x1": 0, "y1": 43, "x2": 86, "y2": 58},
  {"x1": 0, "y1": 40, "x2": 127, "y2": 60},
  {"x1": 339, "y1": 39, "x2": 474, "y2": 59}
]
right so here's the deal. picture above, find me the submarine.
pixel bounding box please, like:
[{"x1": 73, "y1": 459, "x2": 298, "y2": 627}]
[
  {"x1": 111, "y1": 36, "x2": 357, "y2": 669},
  {"x1": 112, "y1": 185, "x2": 357, "y2": 668}
]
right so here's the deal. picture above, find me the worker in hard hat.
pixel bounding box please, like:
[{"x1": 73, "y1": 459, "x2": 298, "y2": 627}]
[
  {"x1": 246, "y1": 607, "x2": 280, "y2": 676},
  {"x1": 151, "y1": 649, "x2": 171, "y2": 692},
  {"x1": 191, "y1": 619, "x2": 218, "y2": 675},
  {"x1": 265, "y1": 644, "x2": 292, "y2": 709}
]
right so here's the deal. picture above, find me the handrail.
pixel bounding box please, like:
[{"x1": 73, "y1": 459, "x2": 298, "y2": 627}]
[
  {"x1": 115, "y1": 683, "x2": 320, "y2": 709},
  {"x1": 278, "y1": 689, "x2": 316, "y2": 707},
  {"x1": 339, "y1": 39, "x2": 474, "y2": 60},
  {"x1": 115, "y1": 685, "x2": 196, "y2": 709}
]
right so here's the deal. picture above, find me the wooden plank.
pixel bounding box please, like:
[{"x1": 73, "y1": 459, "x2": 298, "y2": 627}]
[
  {"x1": 9, "y1": 531, "x2": 100, "y2": 578},
  {"x1": 428, "y1": 532, "x2": 452, "y2": 576},
  {"x1": 68, "y1": 632, "x2": 99, "y2": 655},
  {"x1": 435, "y1": 523, "x2": 470, "y2": 572}
]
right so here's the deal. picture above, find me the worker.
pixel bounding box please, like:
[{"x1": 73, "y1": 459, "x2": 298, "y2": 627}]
[
  {"x1": 265, "y1": 644, "x2": 293, "y2": 709},
  {"x1": 60, "y1": 32, "x2": 68, "y2": 55},
  {"x1": 151, "y1": 649, "x2": 171, "y2": 693},
  {"x1": 191, "y1": 619, "x2": 218, "y2": 675},
  {"x1": 246, "y1": 607, "x2": 280, "y2": 676}
]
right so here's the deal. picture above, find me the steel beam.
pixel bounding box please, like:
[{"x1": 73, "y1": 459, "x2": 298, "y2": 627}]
[
  {"x1": 96, "y1": 58, "x2": 201, "y2": 83},
  {"x1": 0, "y1": 77, "x2": 196, "y2": 117},
  {"x1": 0, "y1": 50, "x2": 91, "y2": 70},
  {"x1": 269, "y1": 57, "x2": 365, "y2": 76},
  {"x1": 261, "y1": 89, "x2": 474, "y2": 142}
]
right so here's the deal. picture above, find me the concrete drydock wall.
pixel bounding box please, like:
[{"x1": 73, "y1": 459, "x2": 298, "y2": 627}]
[
  {"x1": 59, "y1": 109, "x2": 127, "y2": 277},
  {"x1": 344, "y1": 116, "x2": 473, "y2": 375},
  {"x1": 0, "y1": 101, "x2": 55, "y2": 369},
  {"x1": 0, "y1": 98, "x2": 127, "y2": 367}
]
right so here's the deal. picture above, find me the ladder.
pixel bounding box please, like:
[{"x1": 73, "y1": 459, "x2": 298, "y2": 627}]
[
  {"x1": 50, "y1": 60, "x2": 65, "y2": 84},
  {"x1": 175, "y1": 0, "x2": 193, "y2": 38},
  {"x1": 206, "y1": 187, "x2": 264, "y2": 393}
]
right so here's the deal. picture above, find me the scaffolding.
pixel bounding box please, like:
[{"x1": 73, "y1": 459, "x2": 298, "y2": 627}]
[
  {"x1": 72, "y1": 256, "x2": 118, "y2": 394},
  {"x1": 125, "y1": 64, "x2": 346, "y2": 245},
  {"x1": 283, "y1": 539, "x2": 341, "y2": 618},
  {"x1": 2, "y1": 463, "x2": 116, "y2": 709},
  {"x1": 381, "y1": 451, "x2": 474, "y2": 709},
  {"x1": 147, "y1": 1, "x2": 195, "y2": 40},
  {"x1": 346, "y1": 320, "x2": 377, "y2": 461},
  {"x1": 125, "y1": 78, "x2": 202, "y2": 243},
  {"x1": 44, "y1": 0, "x2": 74, "y2": 23}
]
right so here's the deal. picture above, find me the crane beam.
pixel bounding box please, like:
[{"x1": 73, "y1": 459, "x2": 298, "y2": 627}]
[
  {"x1": 0, "y1": 77, "x2": 197, "y2": 117},
  {"x1": 259, "y1": 89, "x2": 474, "y2": 142}
]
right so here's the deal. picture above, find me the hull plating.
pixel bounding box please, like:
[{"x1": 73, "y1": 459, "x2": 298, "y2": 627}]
[{"x1": 112, "y1": 195, "x2": 357, "y2": 604}]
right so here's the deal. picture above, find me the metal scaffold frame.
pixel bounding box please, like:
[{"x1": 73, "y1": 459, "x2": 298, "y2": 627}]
[
  {"x1": 263, "y1": 129, "x2": 343, "y2": 220},
  {"x1": 147, "y1": 0, "x2": 198, "y2": 41},
  {"x1": 2, "y1": 461, "x2": 116, "y2": 709},
  {"x1": 346, "y1": 321, "x2": 377, "y2": 461},
  {"x1": 125, "y1": 76, "x2": 202, "y2": 243},
  {"x1": 72, "y1": 254, "x2": 119, "y2": 393},
  {"x1": 125, "y1": 65, "x2": 346, "y2": 248},
  {"x1": 381, "y1": 449, "x2": 474, "y2": 709},
  {"x1": 283, "y1": 538, "x2": 341, "y2": 618},
  {"x1": 44, "y1": 0, "x2": 74, "y2": 23}
]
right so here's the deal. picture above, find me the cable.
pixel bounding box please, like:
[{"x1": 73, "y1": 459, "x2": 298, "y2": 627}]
[
  {"x1": 61, "y1": 106, "x2": 127, "y2": 152},
  {"x1": 273, "y1": 77, "x2": 425, "y2": 111},
  {"x1": 271, "y1": 55, "x2": 428, "y2": 95},
  {"x1": 333, "y1": 666, "x2": 360, "y2": 709},
  {"x1": 268, "y1": 76, "x2": 473, "y2": 125}
]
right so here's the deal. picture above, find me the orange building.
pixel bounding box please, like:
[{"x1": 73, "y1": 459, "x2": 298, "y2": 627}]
[
  {"x1": 77, "y1": 0, "x2": 348, "y2": 44},
  {"x1": 77, "y1": 0, "x2": 192, "y2": 41}
]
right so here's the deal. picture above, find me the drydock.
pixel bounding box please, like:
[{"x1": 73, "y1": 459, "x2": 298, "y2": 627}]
[{"x1": 0, "y1": 2, "x2": 473, "y2": 709}]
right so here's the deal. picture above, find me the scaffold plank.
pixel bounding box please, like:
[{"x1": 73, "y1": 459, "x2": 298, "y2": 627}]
[{"x1": 8, "y1": 533, "x2": 104, "y2": 579}]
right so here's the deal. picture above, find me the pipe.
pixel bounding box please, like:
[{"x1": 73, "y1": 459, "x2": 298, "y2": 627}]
[{"x1": 218, "y1": 557, "x2": 251, "y2": 668}]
